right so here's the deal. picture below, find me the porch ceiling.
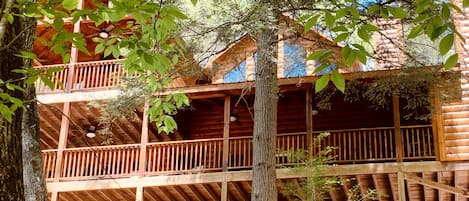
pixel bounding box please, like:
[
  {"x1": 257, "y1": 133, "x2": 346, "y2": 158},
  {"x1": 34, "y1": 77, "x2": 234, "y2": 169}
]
[{"x1": 38, "y1": 101, "x2": 182, "y2": 149}]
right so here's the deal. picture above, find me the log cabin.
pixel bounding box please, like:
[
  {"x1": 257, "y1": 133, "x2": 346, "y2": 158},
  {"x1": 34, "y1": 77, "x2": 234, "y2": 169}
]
[{"x1": 34, "y1": 0, "x2": 469, "y2": 200}]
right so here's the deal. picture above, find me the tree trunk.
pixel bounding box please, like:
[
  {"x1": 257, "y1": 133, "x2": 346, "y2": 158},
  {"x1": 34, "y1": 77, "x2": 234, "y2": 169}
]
[
  {"x1": 0, "y1": 0, "x2": 37, "y2": 200},
  {"x1": 22, "y1": 87, "x2": 47, "y2": 201},
  {"x1": 18, "y1": 2, "x2": 46, "y2": 199},
  {"x1": 251, "y1": 3, "x2": 279, "y2": 200}
]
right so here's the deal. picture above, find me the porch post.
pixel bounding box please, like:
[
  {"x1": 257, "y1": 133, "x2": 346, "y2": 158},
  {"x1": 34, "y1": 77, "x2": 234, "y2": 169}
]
[
  {"x1": 138, "y1": 102, "x2": 150, "y2": 176},
  {"x1": 392, "y1": 91, "x2": 403, "y2": 162},
  {"x1": 397, "y1": 171, "x2": 407, "y2": 201},
  {"x1": 65, "y1": 0, "x2": 83, "y2": 92},
  {"x1": 222, "y1": 95, "x2": 231, "y2": 171},
  {"x1": 221, "y1": 96, "x2": 231, "y2": 201},
  {"x1": 306, "y1": 88, "x2": 313, "y2": 155},
  {"x1": 135, "y1": 186, "x2": 144, "y2": 201},
  {"x1": 53, "y1": 101, "x2": 71, "y2": 181},
  {"x1": 50, "y1": 191, "x2": 59, "y2": 201},
  {"x1": 430, "y1": 86, "x2": 444, "y2": 161}
]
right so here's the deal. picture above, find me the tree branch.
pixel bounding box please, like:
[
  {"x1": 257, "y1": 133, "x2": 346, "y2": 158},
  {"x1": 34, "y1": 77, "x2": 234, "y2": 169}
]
[
  {"x1": 0, "y1": 0, "x2": 15, "y2": 47},
  {"x1": 0, "y1": 23, "x2": 36, "y2": 51}
]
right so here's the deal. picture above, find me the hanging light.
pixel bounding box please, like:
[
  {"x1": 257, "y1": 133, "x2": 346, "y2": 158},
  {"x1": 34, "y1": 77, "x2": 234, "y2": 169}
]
[
  {"x1": 99, "y1": 31, "x2": 109, "y2": 39},
  {"x1": 230, "y1": 110, "x2": 238, "y2": 122},
  {"x1": 86, "y1": 126, "x2": 96, "y2": 138}
]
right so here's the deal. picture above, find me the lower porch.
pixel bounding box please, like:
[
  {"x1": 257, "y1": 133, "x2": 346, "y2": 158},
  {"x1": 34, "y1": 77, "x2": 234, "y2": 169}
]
[
  {"x1": 42, "y1": 125, "x2": 435, "y2": 181},
  {"x1": 46, "y1": 161, "x2": 469, "y2": 201}
]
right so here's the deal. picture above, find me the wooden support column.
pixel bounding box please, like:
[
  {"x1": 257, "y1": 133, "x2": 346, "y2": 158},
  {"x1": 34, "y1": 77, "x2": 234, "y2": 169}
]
[
  {"x1": 50, "y1": 191, "x2": 59, "y2": 201},
  {"x1": 65, "y1": 0, "x2": 83, "y2": 92},
  {"x1": 306, "y1": 88, "x2": 313, "y2": 155},
  {"x1": 135, "y1": 186, "x2": 144, "y2": 201},
  {"x1": 392, "y1": 91, "x2": 403, "y2": 162},
  {"x1": 222, "y1": 96, "x2": 230, "y2": 171},
  {"x1": 138, "y1": 102, "x2": 150, "y2": 176},
  {"x1": 53, "y1": 102, "x2": 71, "y2": 181},
  {"x1": 221, "y1": 96, "x2": 230, "y2": 201},
  {"x1": 431, "y1": 86, "x2": 445, "y2": 161},
  {"x1": 397, "y1": 171, "x2": 406, "y2": 201},
  {"x1": 221, "y1": 181, "x2": 228, "y2": 201}
]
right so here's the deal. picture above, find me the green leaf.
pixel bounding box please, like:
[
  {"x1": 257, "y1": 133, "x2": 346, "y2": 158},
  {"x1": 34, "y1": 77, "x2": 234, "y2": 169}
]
[
  {"x1": 62, "y1": 0, "x2": 79, "y2": 10},
  {"x1": 95, "y1": 43, "x2": 105, "y2": 53},
  {"x1": 40, "y1": 76, "x2": 55, "y2": 90},
  {"x1": 331, "y1": 70, "x2": 345, "y2": 93},
  {"x1": 7, "y1": 14, "x2": 13, "y2": 24},
  {"x1": 313, "y1": 63, "x2": 329, "y2": 74},
  {"x1": 407, "y1": 25, "x2": 423, "y2": 39},
  {"x1": 357, "y1": 27, "x2": 370, "y2": 43},
  {"x1": 444, "y1": 54, "x2": 458, "y2": 69},
  {"x1": 191, "y1": 0, "x2": 197, "y2": 5},
  {"x1": 388, "y1": 7, "x2": 407, "y2": 19},
  {"x1": 315, "y1": 75, "x2": 329, "y2": 92},
  {"x1": 336, "y1": 8, "x2": 347, "y2": 19},
  {"x1": 464, "y1": 0, "x2": 469, "y2": 7},
  {"x1": 6, "y1": 83, "x2": 24, "y2": 92},
  {"x1": 307, "y1": 50, "x2": 332, "y2": 61},
  {"x1": 25, "y1": 75, "x2": 38, "y2": 85},
  {"x1": 144, "y1": 53, "x2": 153, "y2": 65},
  {"x1": 441, "y1": 4, "x2": 451, "y2": 20},
  {"x1": 333, "y1": 33, "x2": 348, "y2": 43},
  {"x1": 304, "y1": 15, "x2": 319, "y2": 32},
  {"x1": 14, "y1": 51, "x2": 38, "y2": 60},
  {"x1": 324, "y1": 12, "x2": 335, "y2": 28},
  {"x1": 0, "y1": 104, "x2": 13, "y2": 122},
  {"x1": 439, "y1": 33, "x2": 454, "y2": 56}
]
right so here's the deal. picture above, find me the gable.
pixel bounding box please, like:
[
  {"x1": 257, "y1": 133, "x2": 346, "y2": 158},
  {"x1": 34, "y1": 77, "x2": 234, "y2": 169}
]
[{"x1": 205, "y1": 17, "x2": 361, "y2": 84}]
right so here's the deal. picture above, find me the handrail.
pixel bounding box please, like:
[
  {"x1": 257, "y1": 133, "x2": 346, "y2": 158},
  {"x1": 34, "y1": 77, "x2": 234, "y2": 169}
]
[
  {"x1": 61, "y1": 143, "x2": 140, "y2": 151},
  {"x1": 35, "y1": 59, "x2": 125, "y2": 94},
  {"x1": 147, "y1": 138, "x2": 224, "y2": 146},
  {"x1": 41, "y1": 125, "x2": 435, "y2": 181},
  {"x1": 313, "y1": 126, "x2": 395, "y2": 134}
]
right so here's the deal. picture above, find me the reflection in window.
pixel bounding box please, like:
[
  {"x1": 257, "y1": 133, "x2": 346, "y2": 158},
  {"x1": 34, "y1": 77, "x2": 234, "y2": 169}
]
[
  {"x1": 224, "y1": 61, "x2": 246, "y2": 83},
  {"x1": 284, "y1": 42, "x2": 307, "y2": 78}
]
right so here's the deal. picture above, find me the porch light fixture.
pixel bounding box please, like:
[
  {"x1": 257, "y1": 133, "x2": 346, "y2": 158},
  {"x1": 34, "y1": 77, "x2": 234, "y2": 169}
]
[
  {"x1": 230, "y1": 110, "x2": 238, "y2": 122},
  {"x1": 99, "y1": 31, "x2": 110, "y2": 39},
  {"x1": 86, "y1": 125, "x2": 96, "y2": 138}
]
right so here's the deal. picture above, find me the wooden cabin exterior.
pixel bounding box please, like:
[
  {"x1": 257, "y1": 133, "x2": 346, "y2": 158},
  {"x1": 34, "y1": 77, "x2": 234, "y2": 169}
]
[{"x1": 34, "y1": 1, "x2": 469, "y2": 200}]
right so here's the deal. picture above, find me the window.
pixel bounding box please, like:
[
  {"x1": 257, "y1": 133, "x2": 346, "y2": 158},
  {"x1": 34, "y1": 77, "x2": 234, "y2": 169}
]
[
  {"x1": 283, "y1": 42, "x2": 307, "y2": 78},
  {"x1": 224, "y1": 61, "x2": 246, "y2": 83}
]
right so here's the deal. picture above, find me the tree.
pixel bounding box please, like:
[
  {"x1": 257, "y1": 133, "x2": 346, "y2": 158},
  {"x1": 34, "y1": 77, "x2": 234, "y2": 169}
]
[
  {"x1": 0, "y1": 0, "x2": 36, "y2": 199},
  {"x1": 251, "y1": 2, "x2": 279, "y2": 200},
  {"x1": 0, "y1": 0, "x2": 190, "y2": 200},
  {"x1": 173, "y1": 1, "x2": 469, "y2": 200}
]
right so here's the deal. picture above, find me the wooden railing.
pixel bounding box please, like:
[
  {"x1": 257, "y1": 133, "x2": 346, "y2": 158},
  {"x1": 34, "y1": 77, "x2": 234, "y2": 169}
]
[
  {"x1": 42, "y1": 149, "x2": 57, "y2": 179},
  {"x1": 316, "y1": 125, "x2": 435, "y2": 163},
  {"x1": 60, "y1": 144, "x2": 140, "y2": 180},
  {"x1": 35, "y1": 59, "x2": 124, "y2": 93},
  {"x1": 146, "y1": 138, "x2": 224, "y2": 175},
  {"x1": 402, "y1": 125, "x2": 435, "y2": 159},
  {"x1": 42, "y1": 125, "x2": 434, "y2": 181}
]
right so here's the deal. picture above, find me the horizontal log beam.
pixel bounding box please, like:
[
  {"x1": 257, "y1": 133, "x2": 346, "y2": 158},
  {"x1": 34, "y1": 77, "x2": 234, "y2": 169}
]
[{"x1": 47, "y1": 161, "x2": 469, "y2": 192}]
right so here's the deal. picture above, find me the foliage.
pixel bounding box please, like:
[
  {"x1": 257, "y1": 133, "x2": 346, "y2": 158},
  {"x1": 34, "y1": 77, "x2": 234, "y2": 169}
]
[
  {"x1": 1, "y1": 0, "x2": 193, "y2": 133},
  {"x1": 280, "y1": 132, "x2": 379, "y2": 201},
  {"x1": 280, "y1": 132, "x2": 337, "y2": 201},
  {"x1": 314, "y1": 67, "x2": 459, "y2": 121},
  {"x1": 346, "y1": 184, "x2": 379, "y2": 201},
  {"x1": 297, "y1": 0, "x2": 469, "y2": 92}
]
